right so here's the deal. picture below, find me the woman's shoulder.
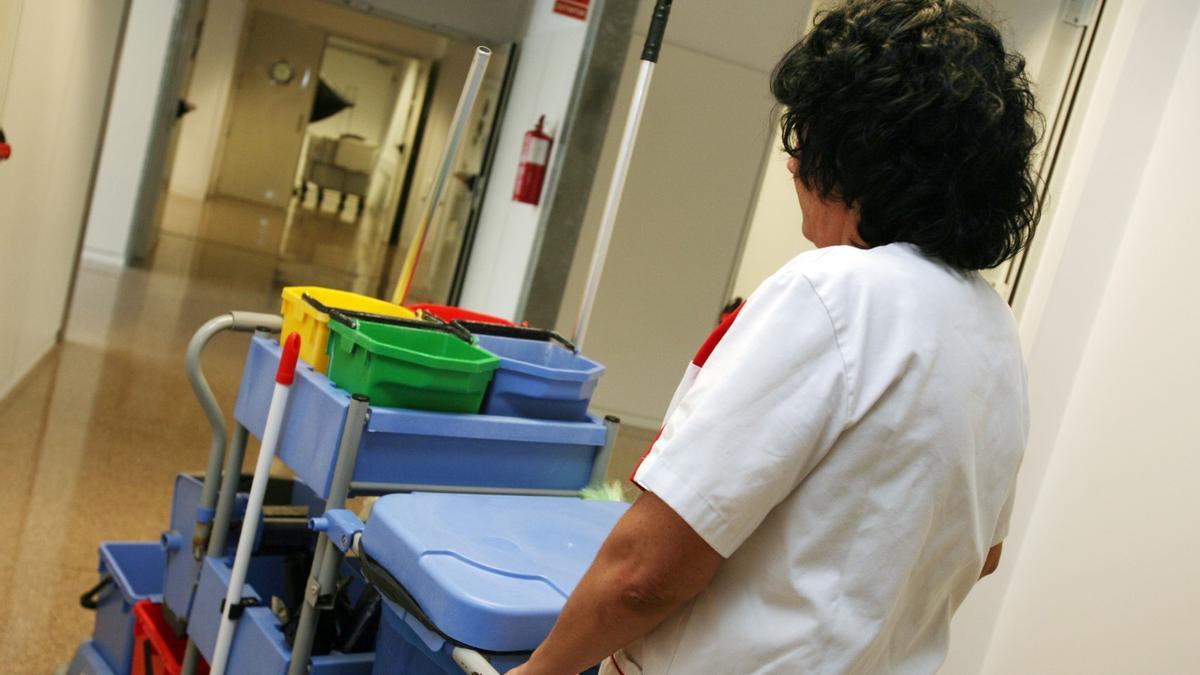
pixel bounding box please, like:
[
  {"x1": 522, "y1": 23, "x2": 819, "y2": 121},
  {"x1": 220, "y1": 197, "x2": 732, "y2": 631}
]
[
  {"x1": 773, "y1": 242, "x2": 936, "y2": 285},
  {"x1": 767, "y1": 243, "x2": 983, "y2": 313}
]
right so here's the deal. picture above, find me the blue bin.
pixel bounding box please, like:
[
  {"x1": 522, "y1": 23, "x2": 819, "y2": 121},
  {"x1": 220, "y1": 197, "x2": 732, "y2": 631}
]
[
  {"x1": 475, "y1": 334, "x2": 604, "y2": 421},
  {"x1": 91, "y1": 542, "x2": 164, "y2": 673},
  {"x1": 234, "y1": 337, "x2": 609, "y2": 498}
]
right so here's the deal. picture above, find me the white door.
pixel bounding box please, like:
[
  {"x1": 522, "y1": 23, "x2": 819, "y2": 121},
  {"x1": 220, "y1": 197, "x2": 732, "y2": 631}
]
[
  {"x1": 214, "y1": 11, "x2": 325, "y2": 208},
  {"x1": 128, "y1": 0, "x2": 208, "y2": 260}
]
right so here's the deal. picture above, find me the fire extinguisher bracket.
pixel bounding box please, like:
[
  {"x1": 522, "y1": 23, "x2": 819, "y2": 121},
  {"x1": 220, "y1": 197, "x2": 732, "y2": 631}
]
[{"x1": 514, "y1": 115, "x2": 553, "y2": 205}]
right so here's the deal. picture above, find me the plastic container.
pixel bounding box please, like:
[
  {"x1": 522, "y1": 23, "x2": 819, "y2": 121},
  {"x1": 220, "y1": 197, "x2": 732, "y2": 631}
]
[
  {"x1": 325, "y1": 317, "x2": 499, "y2": 412},
  {"x1": 235, "y1": 337, "x2": 610, "y2": 499},
  {"x1": 90, "y1": 542, "x2": 165, "y2": 673},
  {"x1": 280, "y1": 286, "x2": 415, "y2": 374},
  {"x1": 408, "y1": 303, "x2": 515, "y2": 326},
  {"x1": 475, "y1": 334, "x2": 604, "y2": 421},
  {"x1": 363, "y1": 493, "x2": 627, "y2": 673},
  {"x1": 132, "y1": 601, "x2": 209, "y2": 675}
]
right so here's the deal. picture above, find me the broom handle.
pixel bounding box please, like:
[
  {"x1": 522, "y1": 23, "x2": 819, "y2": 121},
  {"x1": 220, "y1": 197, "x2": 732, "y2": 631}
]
[
  {"x1": 573, "y1": 0, "x2": 673, "y2": 350},
  {"x1": 392, "y1": 46, "x2": 491, "y2": 305}
]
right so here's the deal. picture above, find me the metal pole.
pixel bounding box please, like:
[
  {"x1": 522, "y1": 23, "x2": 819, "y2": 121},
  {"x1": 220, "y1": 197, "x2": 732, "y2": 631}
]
[
  {"x1": 208, "y1": 424, "x2": 250, "y2": 555},
  {"x1": 588, "y1": 415, "x2": 621, "y2": 487},
  {"x1": 573, "y1": 0, "x2": 673, "y2": 350},
  {"x1": 287, "y1": 395, "x2": 371, "y2": 675},
  {"x1": 392, "y1": 46, "x2": 492, "y2": 305}
]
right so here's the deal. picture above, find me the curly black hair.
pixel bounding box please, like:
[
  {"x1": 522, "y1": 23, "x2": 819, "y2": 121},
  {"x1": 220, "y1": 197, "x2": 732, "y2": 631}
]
[{"x1": 771, "y1": 0, "x2": 1041, "y2": 270}]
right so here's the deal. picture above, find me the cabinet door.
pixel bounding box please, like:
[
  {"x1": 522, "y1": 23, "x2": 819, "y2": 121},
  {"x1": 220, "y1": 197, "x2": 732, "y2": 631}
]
[{"x1": 214, "y1": 10, "x2": 325, "y2": 208}]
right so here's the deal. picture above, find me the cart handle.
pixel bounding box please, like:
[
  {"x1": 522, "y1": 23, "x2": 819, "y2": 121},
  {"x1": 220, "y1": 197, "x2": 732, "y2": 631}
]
[{"x1": 186, "y1": 312, "x2": 282, "y2": 558}]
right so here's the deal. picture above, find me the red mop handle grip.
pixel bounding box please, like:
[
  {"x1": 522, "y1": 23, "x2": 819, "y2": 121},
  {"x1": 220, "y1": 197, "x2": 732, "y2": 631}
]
[
  {"x1": 276, "y1": 332, "x2": 301, "y2": 385},
  {"x1": 641, "y1": 0, "x2": 673, "y2": 63}
]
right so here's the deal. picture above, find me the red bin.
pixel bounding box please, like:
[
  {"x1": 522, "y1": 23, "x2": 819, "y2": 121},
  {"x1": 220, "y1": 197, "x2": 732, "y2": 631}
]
[
  {"x1": 131, "y1": 600, "x2": 209, "y2": 675},
  {"x1": 408, "y1": 303, "x2": 518, "y2": 327}
]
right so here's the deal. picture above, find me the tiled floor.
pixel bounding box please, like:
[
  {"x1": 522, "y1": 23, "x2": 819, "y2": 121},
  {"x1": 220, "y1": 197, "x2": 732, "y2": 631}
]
[{"x1": 0, "y1": 194, "x2": 654, "y2": 673}]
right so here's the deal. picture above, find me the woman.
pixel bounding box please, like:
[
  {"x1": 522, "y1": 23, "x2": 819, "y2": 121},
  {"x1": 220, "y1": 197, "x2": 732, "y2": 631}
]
[{"x1": 511, "y1": 1, "x2": 1039, "y2": 673}]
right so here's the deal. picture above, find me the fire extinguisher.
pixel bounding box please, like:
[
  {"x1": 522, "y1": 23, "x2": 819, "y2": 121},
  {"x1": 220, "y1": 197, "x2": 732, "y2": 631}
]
[
  {"x1": 513, "y1": 115, "x2": 552, "y2": 205},
  {"x1": 0, "y1": 128, "x2": 11, "y2": 162}
]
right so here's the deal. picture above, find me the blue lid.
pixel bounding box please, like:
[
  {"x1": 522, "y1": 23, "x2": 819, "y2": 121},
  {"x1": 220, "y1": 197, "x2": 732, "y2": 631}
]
[{"x1": 362, "y1": 493, "x2": 627, "y2": 652}]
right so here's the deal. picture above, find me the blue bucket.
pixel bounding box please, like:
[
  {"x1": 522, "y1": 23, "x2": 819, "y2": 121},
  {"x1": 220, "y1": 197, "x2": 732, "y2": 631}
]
[
  {"x1": 476, "y1": 334, "x2": 604, "y2": 421},
  {"x1": 90, "y1": 542, "x2": 164, "y2": 673}
]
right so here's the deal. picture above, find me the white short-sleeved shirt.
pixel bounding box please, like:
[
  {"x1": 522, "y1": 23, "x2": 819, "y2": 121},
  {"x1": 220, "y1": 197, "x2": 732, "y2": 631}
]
[{"x1": 614, "y1": 243, "x2": 1028, "y2": 675}]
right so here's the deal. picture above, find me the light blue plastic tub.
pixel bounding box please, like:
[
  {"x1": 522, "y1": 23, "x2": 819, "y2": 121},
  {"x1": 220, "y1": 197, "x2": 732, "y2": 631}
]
[
  {"x1": 475, "y1": 334, "x2": 605, "y2": 421},
  {"x1": 91, "y1": 542, "x2": 164, "y2": 673}
]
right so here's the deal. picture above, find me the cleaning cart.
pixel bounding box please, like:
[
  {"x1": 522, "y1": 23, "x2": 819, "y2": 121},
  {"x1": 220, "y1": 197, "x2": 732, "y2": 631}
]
[{"x1": 71, "y1": 0, "x2": 676, "y2": 671}]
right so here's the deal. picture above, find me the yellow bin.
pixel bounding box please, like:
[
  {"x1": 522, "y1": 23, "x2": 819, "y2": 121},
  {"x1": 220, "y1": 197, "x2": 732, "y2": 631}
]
[{"x1": 280, "y1": 286, "x2": 416, "y2": 373}]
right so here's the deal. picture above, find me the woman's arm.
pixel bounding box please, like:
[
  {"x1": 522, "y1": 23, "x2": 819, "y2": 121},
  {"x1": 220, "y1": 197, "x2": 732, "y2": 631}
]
[
  {"x1": 980, "y1": 542, "x2": 1003, "y2": 579},
  {"x1": 507, "y1": 492, "x2": 724, "y2": 675}
]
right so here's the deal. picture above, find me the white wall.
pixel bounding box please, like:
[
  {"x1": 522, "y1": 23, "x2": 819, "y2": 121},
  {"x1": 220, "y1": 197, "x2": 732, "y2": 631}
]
[
  {"x1": 977, "y1": 4, "x2": 1200, "y2": 672},
  {"x1": 457, "y1": 0, "x2": 593, "y2": 317},
  {"x1": 82, "y1": 0, "x2": 177, "y2": 265},
  {"x1": 938, "y1": 1, "x2": 1200, "y2": 672},
  {"x1": 169, "y1": 0, "x2": 247, "y2": 200},
  {"x1": 0, "y1": 0, "x2": 127, "y2": 399}
]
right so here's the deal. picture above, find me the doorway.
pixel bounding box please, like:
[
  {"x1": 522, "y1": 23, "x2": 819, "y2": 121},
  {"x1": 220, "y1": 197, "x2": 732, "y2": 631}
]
[{"x1": 149, "y1": 0, "x2": 514, "y2": 299}]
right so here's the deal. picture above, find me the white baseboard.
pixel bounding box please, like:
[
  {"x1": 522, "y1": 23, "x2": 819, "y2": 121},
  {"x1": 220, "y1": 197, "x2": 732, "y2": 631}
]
[{"x1": 81, "y1": 247, "x2": 127, "y2": 268}]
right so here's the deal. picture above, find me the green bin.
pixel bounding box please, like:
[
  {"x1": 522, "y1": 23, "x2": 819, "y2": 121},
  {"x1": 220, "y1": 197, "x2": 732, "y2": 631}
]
[{"x1": 326, "y1": 318, "x2": 500, "y2": 412}]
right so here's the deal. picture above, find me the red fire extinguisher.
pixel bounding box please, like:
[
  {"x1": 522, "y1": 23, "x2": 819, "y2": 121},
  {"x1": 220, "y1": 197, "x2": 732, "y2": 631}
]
[{"x1": 513, "y1": 115, "x2": 552, "y2": 205}]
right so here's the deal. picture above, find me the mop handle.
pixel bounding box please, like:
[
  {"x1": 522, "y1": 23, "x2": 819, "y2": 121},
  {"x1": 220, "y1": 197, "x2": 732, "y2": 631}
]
[
  {"x1": 392, "y1": 46, "x2": 492, "y2": 305},
  {"x1": 209, "y1": 333, "x2": 301, "y2": 675},
  {"x1": 573, "y1": 0, "x2": 673, "y2": 350}
]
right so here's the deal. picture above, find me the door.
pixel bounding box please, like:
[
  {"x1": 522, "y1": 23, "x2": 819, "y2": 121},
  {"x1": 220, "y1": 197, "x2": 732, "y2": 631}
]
[
  {"x1": 128, "y1": 0, "x2": 208, "y2": 260},
  {"x1": 214, "y1": 11, "x2": 325, "y2": 208}
]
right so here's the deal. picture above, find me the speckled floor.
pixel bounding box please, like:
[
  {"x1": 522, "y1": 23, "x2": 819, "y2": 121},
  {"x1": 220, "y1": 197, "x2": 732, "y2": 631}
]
[{"x1": 0, "y1": 195, "x2": 654, "y2": 674}]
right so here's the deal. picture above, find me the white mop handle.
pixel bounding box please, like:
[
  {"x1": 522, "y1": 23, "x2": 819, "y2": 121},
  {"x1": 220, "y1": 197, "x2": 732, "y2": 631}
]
[
  {"x1": 572, "y1": 59, "x2": 654, "y2": 351},
  {"x1": 210, "y1": 334, "x2": 301, "y2": 675},
  {"x1": 392, "y1": 46, "x2": 491, "y2": 305}
]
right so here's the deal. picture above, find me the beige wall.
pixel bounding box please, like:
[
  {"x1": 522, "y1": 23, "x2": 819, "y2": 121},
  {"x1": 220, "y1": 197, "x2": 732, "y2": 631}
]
[
  {"x1": 0, "y1": 0, "x2": 127, "y2": 399},
  {"x1": 553, "y1": 0, "x2": 815, "y2": 428},
  {"x1": 731, "y1": 133, "x2": 812, "y2": 300},
  {"x1": 978, "y1": 4, "x2": 1200, "y2": 672},
  {"x1": 941, "y1": 0, "x2": 1200, "y2": 671}
]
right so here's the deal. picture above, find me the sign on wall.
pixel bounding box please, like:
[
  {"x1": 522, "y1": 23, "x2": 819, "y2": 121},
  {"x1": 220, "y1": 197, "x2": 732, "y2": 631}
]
[{"x1": 553, "y1": 0, "x2": 590, "y2": 21}]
